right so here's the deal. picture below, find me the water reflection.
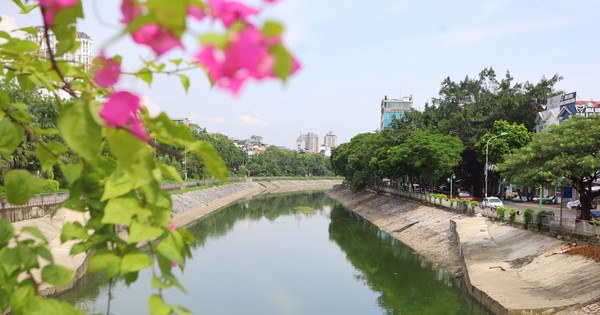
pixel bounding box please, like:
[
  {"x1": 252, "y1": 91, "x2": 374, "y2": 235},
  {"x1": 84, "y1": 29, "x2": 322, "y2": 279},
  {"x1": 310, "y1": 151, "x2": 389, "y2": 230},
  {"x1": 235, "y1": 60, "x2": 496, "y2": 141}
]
[{"x1": 58, "y1": 192, "x2": 486, "y2": 314}]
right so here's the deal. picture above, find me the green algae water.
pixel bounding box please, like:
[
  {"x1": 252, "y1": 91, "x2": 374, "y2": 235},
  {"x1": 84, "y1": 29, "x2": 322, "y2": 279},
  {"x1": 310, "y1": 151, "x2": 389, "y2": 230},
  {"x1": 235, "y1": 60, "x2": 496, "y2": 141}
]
[{"x1": 58, "y1": 192, "x2": 487, "y2": 314}]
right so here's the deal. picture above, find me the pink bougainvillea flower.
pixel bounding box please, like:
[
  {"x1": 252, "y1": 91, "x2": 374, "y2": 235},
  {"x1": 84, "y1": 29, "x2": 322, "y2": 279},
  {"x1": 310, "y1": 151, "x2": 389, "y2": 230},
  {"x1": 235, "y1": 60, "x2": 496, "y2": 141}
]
[
  {"x1": 92, "y1": 52, "x2": 121, "y2": 88},
  {"x1": 171, "y1": 261, "x2": 179, "y2": 268},
  {"x1": 188, "y1": 5, "x2": 206, "y2": 21},
  {"x1": 264, "y1": 0, "x2": 279, "y2": 3},
  {"x1": 131, "y1": 24, "x2": 183, "y2": 57},
  {"x1": 99, "y1": 91, "x2": 150, "y2": 141},
  {"x1": 168, "y1": 224, "x2": 177, "y2": 230},
  {"x1": 38, "y1": 0, "x2": 78, "y2": 26},
  {"x1": 120, "y1": 0, "x2": 143, "y2": 24},
  {"x1": 195, "y1": 25, "x2": 299, "y2": 95},
  {"x1": 208, "y1": 0, "x2": 258, "y2": 27}
]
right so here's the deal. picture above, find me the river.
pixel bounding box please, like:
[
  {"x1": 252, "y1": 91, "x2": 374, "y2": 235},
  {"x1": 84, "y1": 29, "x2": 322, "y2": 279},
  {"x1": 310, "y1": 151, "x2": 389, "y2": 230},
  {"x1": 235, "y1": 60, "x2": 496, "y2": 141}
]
[{"x1": 58, "y1": 192, "x2": 487, "y2": 314}]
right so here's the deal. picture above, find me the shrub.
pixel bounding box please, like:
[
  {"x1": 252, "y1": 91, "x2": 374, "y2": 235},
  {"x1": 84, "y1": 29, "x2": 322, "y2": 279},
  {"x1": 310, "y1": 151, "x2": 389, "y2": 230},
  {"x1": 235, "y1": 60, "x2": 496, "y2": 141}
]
[
  {"x1": 469, "y1": 200, "x2": 478, "y2": 213},
  {"x1": 449, "y1": 197, "x2": 458, "y2": 209},
  {"x1": 536, "y1": 210, "x2": 551, "y2": 231},
  {"x1": 497, "y1": 206, "x2": 506, "y2": 221},
  {"x1": 523, "y1": 208, "x2": 534, "y2": 229},
  {"x1": 508, "y1": 208, "x2": 517, "y2": 223}
]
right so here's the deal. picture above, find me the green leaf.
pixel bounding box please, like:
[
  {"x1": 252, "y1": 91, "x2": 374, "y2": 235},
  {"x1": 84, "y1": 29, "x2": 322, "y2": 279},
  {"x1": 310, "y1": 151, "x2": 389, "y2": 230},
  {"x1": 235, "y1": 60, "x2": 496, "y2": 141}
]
[
  {"x1": 88, "y1": 249, "x2": 121, "y2": 278},
  {"x1": 105, "y1": 128, "x2": 153, "y2": 168},
  {"x1": 270, "y1": 44, "x2": 294, "y2": 82},
  {"x1": 261, "y1": 20, "x2": 284, "y2": 37},
  {"x1": 20, "y1": 227, "x2": 48, "y2": 243},
  {"x1": 0, "y1": 117, "x2": 24, "y2": 155},
  {"x1": 148, "y1": 294, "x2": 172, "y2": 315},
  {"x1": 31, "y1": 126, "x2": 59, "y2": 135},
  {"x1": 170, "y1": 58, "x2": 183, "y2": 66},
  {"x1": 102, "y1": 166, "x2": 135, "y2": 200},
  {"x1": 136, "y1": 67, "x2": 153, "y2": 86},
  {"x1": 0, "y1": 219, "x2": 14, "y2": 247},
  {"x1": 4, "y1": 170, "x2": 49, "y2": 205},
  {"x1": 41, "y1": 264, "x2": 73, "y2": 287},
  {"x1": 120, "y1": 250, "x2": 153, "y2": 274},
  {"x1": 35, "y1": 246, "x2": 53, "y2": 263},
  {"x1": 156, "y1": 234, "x2": 183, "y2": 266},
  {"x1": 159, "y1": 163, "x2": 183, "y2": 183},
  {"x1": 8, "y1": 109, "x2": 31, "y2": 123},
  {"x1": 146, "y1": 112, "x2": 196, "y2": 146},
  {"x1": 36, "y1": 142, "x2": 68, "y2": 172},
  {"x1": 60, "y1": 222, "x2": 88, "y2": 242},
  {"x1": 178, "y1": 74, "x2": 190, "y2": 93},
  {"x1": 57, "y1": 102, "x2": 101, "y2": 161},
  {"x1": 199, "y1": 33, "x2": 228, "y2": 49},
  {"x1": 59, "y1": 161, "x2": 83, "y2": 185},
  {"x1": 147, "y1": 0, "x2": 187, "y2": 37},
  {"x1": 188, "y1": 141, "x2": 227, "y2": 181},
  {"x1": 102, "y1": 196, "x2": 141, "y2": 225},
  {"x1": 128, "y1": 221, "x2": 164, "y2": 244},
  {"x1": 0, "y1": 90, "x2": 9, "y2": 109}
]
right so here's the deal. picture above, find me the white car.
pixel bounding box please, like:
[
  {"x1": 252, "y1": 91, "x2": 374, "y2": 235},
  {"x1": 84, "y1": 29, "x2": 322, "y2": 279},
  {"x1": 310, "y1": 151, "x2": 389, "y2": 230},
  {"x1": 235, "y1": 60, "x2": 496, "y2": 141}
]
[{"x1": 480, "y1": 197, "x2": 504, "y2": 209}]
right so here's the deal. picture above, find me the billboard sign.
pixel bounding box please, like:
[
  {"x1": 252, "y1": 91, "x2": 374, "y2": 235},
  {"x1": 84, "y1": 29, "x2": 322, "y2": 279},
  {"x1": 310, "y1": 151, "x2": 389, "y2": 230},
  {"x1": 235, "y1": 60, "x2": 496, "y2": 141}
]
[{"x1": 558, "y1": 92, "x2": 576, "y2": 107}]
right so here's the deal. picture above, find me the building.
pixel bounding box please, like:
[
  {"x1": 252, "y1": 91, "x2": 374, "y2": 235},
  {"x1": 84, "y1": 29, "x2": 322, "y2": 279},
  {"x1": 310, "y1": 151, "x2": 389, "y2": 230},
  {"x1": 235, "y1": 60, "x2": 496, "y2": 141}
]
[
  {"x1": 535, "y1": 92, "x2": 600, "y2": 133},
  {"x1": 296, "y1": 132, "x2": 320, "y2": 153},
  {"x1": 25, "y1": 26, "x2": 93, "y2": 71},
  {"x1": 380, "y1": 95, "x2": 413, "y2": 129},
  {"x1": 324, "y1": 131, "x2": 337, "y2": 149}
]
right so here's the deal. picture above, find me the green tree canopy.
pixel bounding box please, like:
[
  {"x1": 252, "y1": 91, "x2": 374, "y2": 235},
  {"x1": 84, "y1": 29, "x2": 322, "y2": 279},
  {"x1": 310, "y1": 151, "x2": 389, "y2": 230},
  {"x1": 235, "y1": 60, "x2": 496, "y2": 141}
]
[{"x1": 498, "y1": 116, "x2": 600, "y2": 219}]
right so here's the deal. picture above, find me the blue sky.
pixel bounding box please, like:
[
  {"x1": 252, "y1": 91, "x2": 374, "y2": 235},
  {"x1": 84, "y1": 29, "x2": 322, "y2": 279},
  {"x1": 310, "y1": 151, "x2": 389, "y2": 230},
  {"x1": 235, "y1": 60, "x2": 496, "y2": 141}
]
[{"x1": 2, "y1": 0, "x2": 600, "y2": 148}]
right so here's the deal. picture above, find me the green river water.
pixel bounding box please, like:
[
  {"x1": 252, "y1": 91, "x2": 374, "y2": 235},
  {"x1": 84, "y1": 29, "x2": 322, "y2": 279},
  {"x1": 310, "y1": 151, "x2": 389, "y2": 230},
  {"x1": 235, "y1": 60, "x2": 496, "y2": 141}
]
[{"x1": 58, "y1": 192, "x2": 487, "y2": 314}]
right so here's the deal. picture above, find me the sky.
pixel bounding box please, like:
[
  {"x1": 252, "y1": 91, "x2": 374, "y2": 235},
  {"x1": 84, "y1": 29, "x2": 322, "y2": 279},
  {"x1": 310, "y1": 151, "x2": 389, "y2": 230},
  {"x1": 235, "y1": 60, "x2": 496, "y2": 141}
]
[{"x1": 2, "y1": 0, "x2": 600, "y2": 148}]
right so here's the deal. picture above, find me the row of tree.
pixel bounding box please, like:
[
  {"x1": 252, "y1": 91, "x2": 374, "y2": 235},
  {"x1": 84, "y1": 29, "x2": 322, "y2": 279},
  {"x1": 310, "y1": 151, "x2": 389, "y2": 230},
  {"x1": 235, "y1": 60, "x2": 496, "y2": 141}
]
[
  {"x1": 0, "y1": 82, "x2": 334, "y2": 188},
  {"x1": 331, "y1": 67, "x2": 600, "y2": 219}
]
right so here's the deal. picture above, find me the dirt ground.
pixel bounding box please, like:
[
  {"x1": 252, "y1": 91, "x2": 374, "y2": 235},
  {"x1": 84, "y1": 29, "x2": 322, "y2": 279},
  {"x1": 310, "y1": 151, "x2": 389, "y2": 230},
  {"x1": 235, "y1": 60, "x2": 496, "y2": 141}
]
[{"x1": 567, "y1": 243, "x2": 600, "y2": 262}]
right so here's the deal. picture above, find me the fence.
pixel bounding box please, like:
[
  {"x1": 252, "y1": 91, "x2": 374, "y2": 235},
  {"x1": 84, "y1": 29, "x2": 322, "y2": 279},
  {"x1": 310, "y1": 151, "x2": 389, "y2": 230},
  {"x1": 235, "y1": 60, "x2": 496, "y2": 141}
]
[{"x1": 379, "y1": 187, "x2": 600, "y2": 239}]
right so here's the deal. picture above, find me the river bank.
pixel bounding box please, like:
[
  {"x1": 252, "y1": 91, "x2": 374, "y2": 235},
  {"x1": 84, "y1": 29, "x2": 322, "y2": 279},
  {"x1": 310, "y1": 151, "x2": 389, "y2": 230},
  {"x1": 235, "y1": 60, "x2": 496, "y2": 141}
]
[
  {"x1": 10, "y1": 179, "x2": 342, "y2": 298},
  {"x1": 327, "y1": 185, "x2": 600, "y2": 315}
]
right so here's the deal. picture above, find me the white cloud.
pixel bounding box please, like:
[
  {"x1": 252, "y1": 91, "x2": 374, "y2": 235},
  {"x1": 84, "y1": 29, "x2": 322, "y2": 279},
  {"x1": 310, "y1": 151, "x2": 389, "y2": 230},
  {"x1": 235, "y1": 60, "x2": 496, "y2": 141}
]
[
  {"x1": 141, "y1": 96, "x2": 161, "y2": 118},
  {"x1": 204, "y1": 116, "x2": 226, "y2": 124},
  {"x1": 237, "y1": 112, "x2": 270, "y2": 126},
  {"x1": 0, "y1": 15, "x2": 26, "y2": 42},
  {"x1": 427, "y1": 16, "x2": 580, "y2": 47}
]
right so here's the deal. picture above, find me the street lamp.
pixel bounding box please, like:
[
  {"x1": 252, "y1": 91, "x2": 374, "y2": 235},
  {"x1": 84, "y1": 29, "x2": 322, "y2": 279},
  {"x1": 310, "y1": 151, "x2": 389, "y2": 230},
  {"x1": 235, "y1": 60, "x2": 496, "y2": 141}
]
[
  {"x1": 183, "y1": 148, "x2": 188, "y2": 181},
  {"x1": 485, "y1": 132, "x2": 508, "y2": 197},
  {"x1": 447, "y1": 174, "x2": 455, "y2": 198}
]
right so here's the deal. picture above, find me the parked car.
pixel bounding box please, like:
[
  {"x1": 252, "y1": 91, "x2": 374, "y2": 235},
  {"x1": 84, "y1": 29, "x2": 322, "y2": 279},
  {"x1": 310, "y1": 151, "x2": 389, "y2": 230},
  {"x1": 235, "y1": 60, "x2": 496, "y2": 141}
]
[
  {"x1": 532, "y1": 196, "x2": 558, "y2": 204},
  {"x1": 567, "y1": 199, "x2": 598, "y2": 210},
  {"x1": 447, "y1": 190, "x2": 474, "y2": 200},
  {"x1": 480, "y1": 197, "x2": 504, "y2": 209}
]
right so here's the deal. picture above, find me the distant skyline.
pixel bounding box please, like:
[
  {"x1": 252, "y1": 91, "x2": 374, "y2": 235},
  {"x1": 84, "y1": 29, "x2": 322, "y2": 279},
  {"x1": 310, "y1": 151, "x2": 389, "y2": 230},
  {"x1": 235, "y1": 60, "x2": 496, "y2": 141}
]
[{"x1": 2, "y1": 1, "x2": 600, "y2": 148}]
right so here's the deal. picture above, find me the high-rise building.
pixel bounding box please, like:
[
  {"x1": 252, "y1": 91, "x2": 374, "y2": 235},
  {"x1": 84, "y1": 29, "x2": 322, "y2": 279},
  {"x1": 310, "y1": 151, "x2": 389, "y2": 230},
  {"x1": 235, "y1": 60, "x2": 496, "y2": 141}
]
[
  {"x1": 25, "y1": 26, "x2": 93, "y2": 71},
  {"x1": 296, "y1": 132, "x2": 320, "y2": 153},
  {"x1": 380, "y1": 95, "x2": 413, "y2": 129},
  {"x1": 324, "y1": 131, "x2": 337, "y2": 149}
]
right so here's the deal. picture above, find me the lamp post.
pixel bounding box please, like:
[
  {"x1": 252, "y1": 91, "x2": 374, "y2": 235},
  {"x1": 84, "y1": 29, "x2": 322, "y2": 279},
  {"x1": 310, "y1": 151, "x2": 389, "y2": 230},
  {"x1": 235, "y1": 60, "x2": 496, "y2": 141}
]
[
  {"x1": 447, "y1": 174, "x2": 455, "y2": 198},
  {"x1": 183, "y1": 148, "x2": 187, "y2": 181},
  {"x1": 485, "y1": 132, "x2": 508, "y2": 197}
]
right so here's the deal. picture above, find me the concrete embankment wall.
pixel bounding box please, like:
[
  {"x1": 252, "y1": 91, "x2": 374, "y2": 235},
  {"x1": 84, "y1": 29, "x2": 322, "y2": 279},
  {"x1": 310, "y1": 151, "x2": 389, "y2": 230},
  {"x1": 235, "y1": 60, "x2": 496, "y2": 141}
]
[
  {"x1": 326, "y1": 185, "x2": 465, "y2": 276},
  {"x1": 327, "y1": 185, "x2": 600, "y2": 315}
]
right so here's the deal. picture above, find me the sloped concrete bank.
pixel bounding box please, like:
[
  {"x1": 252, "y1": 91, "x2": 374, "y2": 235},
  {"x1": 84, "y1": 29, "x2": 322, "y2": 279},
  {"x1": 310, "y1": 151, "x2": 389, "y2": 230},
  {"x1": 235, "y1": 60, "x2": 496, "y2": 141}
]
[
  {"x1": 327, "y1": 185, "x2": 600, "y2": 315},
  {"x1": 12, "y1": 179, "x2": 341, "y2": 298}
]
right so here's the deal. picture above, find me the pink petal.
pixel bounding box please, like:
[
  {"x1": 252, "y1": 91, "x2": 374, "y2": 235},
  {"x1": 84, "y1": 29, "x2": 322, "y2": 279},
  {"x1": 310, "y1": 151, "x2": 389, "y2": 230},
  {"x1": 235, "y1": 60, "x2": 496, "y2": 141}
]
[
  {"x1": 171, "y1": 261, "x2": 179, "y2": 268},
  {"x1": 93, "y1": 52, "x2": 121, "y2": 88},
  {"x1": 99, "y1": 91, "x2": 149, "y2": 141},
  {"x1": 131, "y1": 24, "x2": 183, "y2": 57},
  {"x1": 208, "y1": 0, "x2": 258, "y2": 27},
  {"x1": 168, "y1": 224, "x2": 177, "y2": 230},
  {"x1": 188, "y1": 5, "x2": 206, "y2": 21},
  {"x1": 120, "y1": 0, "x2": 143, "y2": 24},
  {"x1": 38, "y1": 0, "x2": 79, "y2": 26}
]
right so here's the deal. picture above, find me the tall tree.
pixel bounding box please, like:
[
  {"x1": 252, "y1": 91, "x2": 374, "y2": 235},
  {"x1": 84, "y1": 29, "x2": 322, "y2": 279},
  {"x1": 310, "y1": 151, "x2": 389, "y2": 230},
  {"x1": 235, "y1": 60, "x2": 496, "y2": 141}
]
[{"x1": 498, "y1": 116, "x2": 600, "y2": 219}]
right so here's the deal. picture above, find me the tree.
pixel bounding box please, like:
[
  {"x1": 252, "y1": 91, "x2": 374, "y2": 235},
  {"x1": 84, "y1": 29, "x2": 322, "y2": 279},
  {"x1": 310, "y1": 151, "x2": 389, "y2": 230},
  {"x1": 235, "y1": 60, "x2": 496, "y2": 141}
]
[
  {"x1": 0, "y1": 1, "x2": 298, "y2": 313},
  {"x1": 498, "y1": 116, "x2": 600, "y2": 219}
]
